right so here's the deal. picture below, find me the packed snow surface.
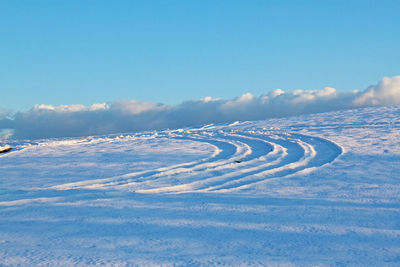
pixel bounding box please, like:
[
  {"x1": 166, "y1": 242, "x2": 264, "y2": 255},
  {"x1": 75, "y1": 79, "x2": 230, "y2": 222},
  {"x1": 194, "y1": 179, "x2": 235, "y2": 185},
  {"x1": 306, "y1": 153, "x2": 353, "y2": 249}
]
[{"x1": 0, "y1": 106, "x2": 399, "y2": 266}]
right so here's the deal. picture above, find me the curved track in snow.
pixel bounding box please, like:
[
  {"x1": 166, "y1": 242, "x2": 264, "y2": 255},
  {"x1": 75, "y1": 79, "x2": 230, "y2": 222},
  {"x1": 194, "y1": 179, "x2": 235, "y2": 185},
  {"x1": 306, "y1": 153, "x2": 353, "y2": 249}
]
[{"x1": 51, "y1": 128, "x2": 343, "y2": 194}]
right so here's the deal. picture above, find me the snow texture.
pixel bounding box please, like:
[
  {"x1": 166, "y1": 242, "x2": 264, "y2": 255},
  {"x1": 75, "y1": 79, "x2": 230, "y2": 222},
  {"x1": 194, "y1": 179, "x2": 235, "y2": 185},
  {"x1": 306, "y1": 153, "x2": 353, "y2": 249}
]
[{"x1": 0, "y1": 105, "x2": 399, "y2": 266}]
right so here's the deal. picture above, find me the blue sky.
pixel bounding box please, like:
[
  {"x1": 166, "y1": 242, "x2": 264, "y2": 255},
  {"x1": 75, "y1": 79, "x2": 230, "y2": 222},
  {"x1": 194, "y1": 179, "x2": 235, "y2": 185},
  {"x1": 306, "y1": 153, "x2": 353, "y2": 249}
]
[{"x1": 1, "y1": 0, "x2": 399, "y2": 112}]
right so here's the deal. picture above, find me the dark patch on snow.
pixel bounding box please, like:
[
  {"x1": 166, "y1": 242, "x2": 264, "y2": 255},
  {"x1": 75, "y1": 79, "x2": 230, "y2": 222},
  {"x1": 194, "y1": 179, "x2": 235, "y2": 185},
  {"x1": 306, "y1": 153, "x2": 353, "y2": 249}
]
[{"x1": 0, "y1": 147, "x2": 12, "y2": 154}]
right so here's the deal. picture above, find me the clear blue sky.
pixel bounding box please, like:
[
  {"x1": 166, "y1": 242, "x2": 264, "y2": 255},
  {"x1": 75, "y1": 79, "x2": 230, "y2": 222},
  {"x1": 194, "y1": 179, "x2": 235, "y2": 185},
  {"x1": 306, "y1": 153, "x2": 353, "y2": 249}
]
[{"x1": 1, "y1": 0, "x2": 399, "y2": 111}]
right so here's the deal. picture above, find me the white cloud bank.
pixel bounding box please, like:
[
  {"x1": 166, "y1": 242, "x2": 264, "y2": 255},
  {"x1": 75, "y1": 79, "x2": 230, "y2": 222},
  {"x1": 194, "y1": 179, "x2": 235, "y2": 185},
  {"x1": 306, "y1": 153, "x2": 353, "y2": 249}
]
[{"x1": 1, "y1": 75, "x2": 400, "y2": 140}]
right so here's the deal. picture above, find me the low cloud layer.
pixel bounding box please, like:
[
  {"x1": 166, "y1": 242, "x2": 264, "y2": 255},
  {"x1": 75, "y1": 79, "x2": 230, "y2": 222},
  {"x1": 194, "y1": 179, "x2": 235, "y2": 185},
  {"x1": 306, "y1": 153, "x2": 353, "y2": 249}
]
[{"x1": 1, "y1": 75, "x2": 400, "y2": 140}]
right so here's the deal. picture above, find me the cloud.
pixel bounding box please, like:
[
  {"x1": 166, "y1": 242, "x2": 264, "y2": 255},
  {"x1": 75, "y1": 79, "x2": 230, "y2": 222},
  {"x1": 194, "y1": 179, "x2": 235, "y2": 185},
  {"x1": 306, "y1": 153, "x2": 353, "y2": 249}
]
[
  {"x1": 1, "y1": 75, "x2": 400, "y2": 140},
  {"x1": 111, "y1": 100, "x2": 167, "y2": 115},
  {"x1": 353, "y1": 76, "x2": 400, "y2": 106},
  {"x1": 33, "y1": 103, "x2": 109, "y2": 112}
]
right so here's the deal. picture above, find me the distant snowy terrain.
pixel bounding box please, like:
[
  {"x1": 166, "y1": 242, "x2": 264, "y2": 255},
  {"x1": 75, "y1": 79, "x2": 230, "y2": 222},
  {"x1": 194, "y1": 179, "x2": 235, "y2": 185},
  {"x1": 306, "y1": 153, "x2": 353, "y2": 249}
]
[{"x1": 0, "y1": 106, "x2": 399, "y2": 266}]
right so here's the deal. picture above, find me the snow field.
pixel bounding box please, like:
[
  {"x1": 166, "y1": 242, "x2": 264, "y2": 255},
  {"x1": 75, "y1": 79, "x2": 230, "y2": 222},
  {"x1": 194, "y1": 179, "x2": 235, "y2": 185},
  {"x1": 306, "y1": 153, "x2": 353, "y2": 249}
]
[{"x1": 0, "y1": 105, "x2": 399, "y2": 266}]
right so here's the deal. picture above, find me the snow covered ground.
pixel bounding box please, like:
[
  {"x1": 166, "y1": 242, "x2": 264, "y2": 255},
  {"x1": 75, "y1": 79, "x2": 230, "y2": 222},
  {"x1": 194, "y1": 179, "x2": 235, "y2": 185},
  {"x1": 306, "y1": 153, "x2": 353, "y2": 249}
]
[{"x1": 0, "y1": 105, "x2": 399, "y2": 266}]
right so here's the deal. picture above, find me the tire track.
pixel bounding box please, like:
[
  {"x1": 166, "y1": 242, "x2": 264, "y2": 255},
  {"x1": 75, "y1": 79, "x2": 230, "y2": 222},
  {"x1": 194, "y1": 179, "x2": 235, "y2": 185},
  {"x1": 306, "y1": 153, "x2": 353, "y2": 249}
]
[
  {"x1": 41, "y1": 128, "x2": 342, "y2": 193},
  {"x1": 132, "y1": 130, "x2": 342, "y2": 194}
]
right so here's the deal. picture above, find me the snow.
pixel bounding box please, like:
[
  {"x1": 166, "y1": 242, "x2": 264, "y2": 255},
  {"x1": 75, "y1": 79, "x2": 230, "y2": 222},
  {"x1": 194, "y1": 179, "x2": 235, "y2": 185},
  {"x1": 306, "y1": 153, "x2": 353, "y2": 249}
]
[
  {"x1": 0, "y1": 105, "x2": 399, "y2": 266},
  {"x1": 0, "y1": 145, "x2": 11, "y2": 153}
]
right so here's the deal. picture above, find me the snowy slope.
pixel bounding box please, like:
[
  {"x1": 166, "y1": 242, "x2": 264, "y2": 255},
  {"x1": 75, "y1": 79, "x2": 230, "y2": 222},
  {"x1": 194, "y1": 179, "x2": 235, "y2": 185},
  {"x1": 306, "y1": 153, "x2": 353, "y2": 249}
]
[{"x1": 0, "y1": 106, "x2": 399, "y2": 266}]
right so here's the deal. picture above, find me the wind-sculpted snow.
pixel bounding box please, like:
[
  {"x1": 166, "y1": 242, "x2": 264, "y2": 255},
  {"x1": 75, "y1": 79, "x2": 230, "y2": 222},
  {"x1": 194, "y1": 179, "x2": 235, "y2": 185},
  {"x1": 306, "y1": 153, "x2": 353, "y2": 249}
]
[{"x1": 0, "y1": 106, "x2": 399, "y2": 266}]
